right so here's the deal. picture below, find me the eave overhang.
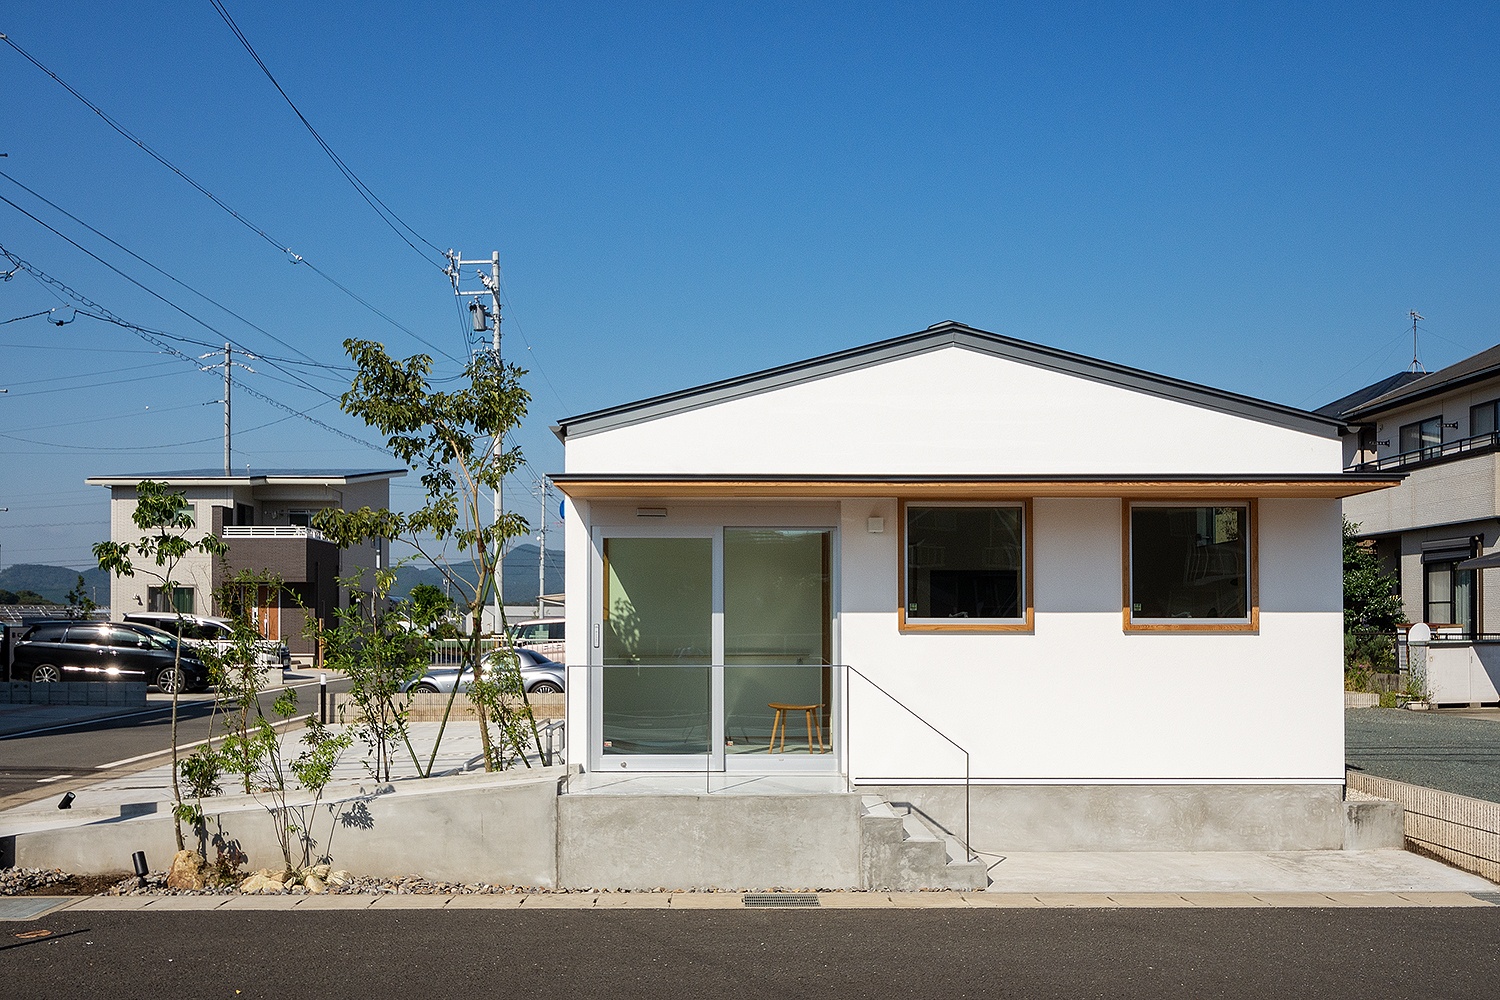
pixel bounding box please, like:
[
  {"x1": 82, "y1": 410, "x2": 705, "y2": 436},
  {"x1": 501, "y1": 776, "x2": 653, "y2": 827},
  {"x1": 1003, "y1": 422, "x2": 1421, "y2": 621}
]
[{"x1": 548, "y1": 473, "x2": 1404, "y2": 501}]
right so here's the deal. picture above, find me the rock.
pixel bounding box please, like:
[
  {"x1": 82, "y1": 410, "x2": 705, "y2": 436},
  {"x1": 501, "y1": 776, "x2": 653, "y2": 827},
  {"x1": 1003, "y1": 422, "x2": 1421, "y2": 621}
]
[
  {"x1": 327, "y1": 870, "x2": 351, "y2": 887},
  {"x1": 308, "y1": 863, "x2": 331, "y2": 878},
  {"x1": 304, "y1": 875, "x2": 326, "y2": 894},
  {"x1": 238, "y1": 873, "x2": 285, "y2": 894},
  {"x1": 166, "y1": 851, "x2": 208, "y2": 891}
]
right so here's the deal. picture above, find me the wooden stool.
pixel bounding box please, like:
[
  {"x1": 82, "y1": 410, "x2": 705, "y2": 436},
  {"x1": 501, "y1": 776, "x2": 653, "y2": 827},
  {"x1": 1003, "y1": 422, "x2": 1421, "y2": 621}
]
[{"x1": 768, "y1": 702, "x2": 825, "y2": 753}]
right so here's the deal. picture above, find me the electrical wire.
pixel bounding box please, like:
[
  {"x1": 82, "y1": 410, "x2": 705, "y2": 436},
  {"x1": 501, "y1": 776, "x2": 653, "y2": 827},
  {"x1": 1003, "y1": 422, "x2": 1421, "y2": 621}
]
[
  {"x1": 0, "y1": 194, "x2": 339, "y2": 402},
  {"x1": 0, "y1": 32, "x2": 463, "y2": 366},
  {"x1": 207, "y1": 0, "x2": 447, "y2": 269}
]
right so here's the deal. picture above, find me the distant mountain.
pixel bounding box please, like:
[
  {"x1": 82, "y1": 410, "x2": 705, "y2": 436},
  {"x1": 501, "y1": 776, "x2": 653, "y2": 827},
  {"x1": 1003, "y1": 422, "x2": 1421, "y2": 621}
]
[
  {"x1": 390, "y1": 543, "x2": 564, "y2": 607},
  {"x1": 0, "y1": 564, "x2": 111, "y2": 605}
]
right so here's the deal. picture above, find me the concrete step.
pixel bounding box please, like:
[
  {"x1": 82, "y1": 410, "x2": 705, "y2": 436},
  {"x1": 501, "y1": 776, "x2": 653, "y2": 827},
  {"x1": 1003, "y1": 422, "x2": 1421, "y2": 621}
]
[{"x1": 858, "y1": 797, "x2": 987, "y2": 891}]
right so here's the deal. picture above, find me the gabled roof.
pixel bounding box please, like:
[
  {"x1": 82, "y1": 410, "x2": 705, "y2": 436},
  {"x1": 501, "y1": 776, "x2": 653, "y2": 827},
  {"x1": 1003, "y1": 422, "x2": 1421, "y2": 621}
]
[
  {"x1": 555, "y1": 321, "x2": 1345, "y2": 440},
  {"x1": 1337, "y1": 343, "x2": 1500, "y2": 421},
  {"x1": 1314, "y1": 371, "x2": 1426, "y2": 419},
  {"x1": 85, "y1": 468, "x2": 406, "y2": 488}
]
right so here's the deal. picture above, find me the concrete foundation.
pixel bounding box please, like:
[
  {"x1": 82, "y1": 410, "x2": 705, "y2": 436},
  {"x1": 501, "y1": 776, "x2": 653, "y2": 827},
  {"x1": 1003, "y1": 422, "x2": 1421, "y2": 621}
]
[
  {"x1": 0, "y1": 682, "x2": 147, "y2": 707},
  {"x1": 859, "y1": 783, "x2": 1350, "y2": 853},
  {"x1": 557, "y1": 792, "x2": 864, "y2": 890}
]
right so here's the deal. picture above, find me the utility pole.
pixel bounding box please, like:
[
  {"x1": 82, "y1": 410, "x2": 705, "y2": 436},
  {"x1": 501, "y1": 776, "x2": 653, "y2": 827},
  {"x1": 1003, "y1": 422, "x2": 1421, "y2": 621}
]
[
  {"x1": 447, "y1": 249, "x2": 504, "y2": 632},
  {"x1": 200, "y1": 345, "x2": 253, "y2": 476},
  {"x1": 536, "y1": 483, "x2": 549, "y2": 618}
]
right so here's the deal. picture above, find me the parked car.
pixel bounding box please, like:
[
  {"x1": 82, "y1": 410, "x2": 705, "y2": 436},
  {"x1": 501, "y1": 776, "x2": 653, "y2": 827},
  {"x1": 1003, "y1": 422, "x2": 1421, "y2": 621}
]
[
  {"x1": 403, "y1": 646, "x2": 565, "y2": 695},
  {"x1": 509, "y1": 617, "x2": 565, "y2": 659},
  {"x1": 123, "y1": 612, "x2": 291, "y2": 672},
  {"x1": 12, "y1": 619, "x2": 211, "y2": 693}
]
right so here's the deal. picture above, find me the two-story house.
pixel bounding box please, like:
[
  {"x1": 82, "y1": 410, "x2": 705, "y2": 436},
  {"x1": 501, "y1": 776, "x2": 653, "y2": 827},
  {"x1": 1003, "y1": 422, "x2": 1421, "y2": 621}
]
[
  {"x1": 87, "y1": 468, "x2": 404, "y2": 656},
  {"x1": 1322, "y1": 345, "x2": 1500, "y2": 638}
]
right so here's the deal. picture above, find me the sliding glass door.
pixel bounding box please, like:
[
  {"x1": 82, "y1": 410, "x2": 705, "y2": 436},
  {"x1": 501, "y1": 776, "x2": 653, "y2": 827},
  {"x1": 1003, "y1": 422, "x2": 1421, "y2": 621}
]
[{"x1": 591, "y1": 525, "x2": 835, "y2": 772}]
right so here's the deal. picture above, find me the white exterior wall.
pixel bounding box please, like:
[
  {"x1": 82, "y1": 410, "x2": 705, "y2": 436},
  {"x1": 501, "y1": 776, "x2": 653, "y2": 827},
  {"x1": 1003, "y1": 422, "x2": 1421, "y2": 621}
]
[
  {"x1": 105, "y1": 487, "x2": 229, "y2": 618},
  {"x1": 839, "y1": 496, "x2": 1343, "y2": 783},
  {"x1": 563, "y1": 495, "x2": 1344, "y2": 785},
  {"x1": 566, "y1": 347, "x2": 1341, "y2": 476},
  {"x1": 561, "y1": 344, "x2": 1348, "y2": 786}
]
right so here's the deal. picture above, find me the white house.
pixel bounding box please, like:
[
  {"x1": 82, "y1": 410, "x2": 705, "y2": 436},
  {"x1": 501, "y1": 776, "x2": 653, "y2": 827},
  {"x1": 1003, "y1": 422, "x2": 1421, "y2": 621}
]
[{"x1": 552, "y1": 322, "x2": 1399, "y2": 852}]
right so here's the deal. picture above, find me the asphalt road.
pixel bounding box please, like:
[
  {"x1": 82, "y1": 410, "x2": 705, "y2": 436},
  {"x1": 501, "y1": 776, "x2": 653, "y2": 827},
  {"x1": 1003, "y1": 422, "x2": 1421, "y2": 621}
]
[
  {"x1": 4, "y1": 908, "x2": 1498, "y2": 999},
  {"x1": 0, "y1": 675, "x2": 351, "y2": 807}
]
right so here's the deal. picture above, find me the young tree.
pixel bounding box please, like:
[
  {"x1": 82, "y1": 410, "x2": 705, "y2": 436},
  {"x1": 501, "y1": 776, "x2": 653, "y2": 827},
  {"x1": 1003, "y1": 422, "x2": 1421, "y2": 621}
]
[
  {"x1": 313, "y1": 339, "x2": 537, "y2": 772},
  {"x1": 94, "y1": 480, "x2": 227, "y2": 851},
  {"x1": 64, "y1": 574, "x2": 98, "y2": 620},
  {"x1": 1344, "y1": 518, "x2": 1404, "y2": 632},
  {"x1": 314, "y1": 566, "x2": 431, "y2": 781}
]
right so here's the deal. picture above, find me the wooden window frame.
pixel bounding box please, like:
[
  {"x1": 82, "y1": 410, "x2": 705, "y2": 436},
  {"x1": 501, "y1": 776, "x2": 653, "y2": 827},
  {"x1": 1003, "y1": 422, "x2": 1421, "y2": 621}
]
[
  {"x1": 1122, "y1": 499, "x2": 1259, "y2": 634},
  {"x1": 898, "y1": 498, "x2": 1034, "y2": 634}
]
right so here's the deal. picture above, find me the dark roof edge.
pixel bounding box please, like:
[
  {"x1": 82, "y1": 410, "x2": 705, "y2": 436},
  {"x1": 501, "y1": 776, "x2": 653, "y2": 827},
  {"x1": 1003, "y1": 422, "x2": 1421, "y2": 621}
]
[
  {"x1": 1344, "y1": 363, "x2": 1500, "y2": 420},
  {"x1": 547, "y1": 472, "x2": 1400, "y2": 484},
  {"x1": 555, "y1": 322, "x2": 1345, "y2": 440}
]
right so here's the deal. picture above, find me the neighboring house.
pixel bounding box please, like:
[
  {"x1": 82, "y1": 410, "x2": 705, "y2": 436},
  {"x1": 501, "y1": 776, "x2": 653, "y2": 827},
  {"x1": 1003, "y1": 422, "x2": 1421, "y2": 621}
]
[
  {"x1": 1323, "y1": 345, "x2": 1500, "y2": 705},
  {"x1": 551, "y1": 321, "x2": 1399, "y2": 852},
  {"x1": 86, "y1": 469, "x2": 405, "y2": 655}
]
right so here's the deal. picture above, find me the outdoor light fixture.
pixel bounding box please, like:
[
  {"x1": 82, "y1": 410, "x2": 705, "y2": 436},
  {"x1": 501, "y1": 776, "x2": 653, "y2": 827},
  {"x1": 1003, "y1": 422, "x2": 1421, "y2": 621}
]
[
  {"x1": 867, "y1": 517, "x2": 885, "y2": 534},
  {"x1": 469, "y1": 298, "x2": 488, "y2": 332},
  {"x1": 132, "y1": 851, "x2": 149, "y2": 879},
  {"x1": 57, "y1": 791, "x2": 74, "y2": 810}
]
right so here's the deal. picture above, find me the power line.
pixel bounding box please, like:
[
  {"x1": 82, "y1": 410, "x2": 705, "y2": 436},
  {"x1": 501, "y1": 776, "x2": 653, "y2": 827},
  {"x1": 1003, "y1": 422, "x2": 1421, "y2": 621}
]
[
  {"x1": 0, "y1": 193, "x2": 338, "y2": 402},
  {"x1": 0, "y1": 245, "x2": 392, "y2": 456},
  {"x1": 0, "y1": 31, "x2": 463, "y2": 365},
  {"x1": 207, "y1": 0, "x2": 447, "y2": 269},
  {"x1": 0, "y1": 168, "x2": 320, "y2": 364}
]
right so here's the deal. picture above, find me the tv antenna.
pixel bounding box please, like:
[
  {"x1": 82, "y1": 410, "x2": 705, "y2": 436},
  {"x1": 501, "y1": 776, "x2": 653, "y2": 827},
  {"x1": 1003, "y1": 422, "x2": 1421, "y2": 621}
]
[{"x1": 1408, "y1": 311, "x2": 1426, "y2": 374}]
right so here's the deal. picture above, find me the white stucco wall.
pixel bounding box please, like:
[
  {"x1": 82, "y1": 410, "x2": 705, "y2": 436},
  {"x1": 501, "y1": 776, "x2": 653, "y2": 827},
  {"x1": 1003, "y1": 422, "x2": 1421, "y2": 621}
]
[
  {"x1": 838, "y1": 496, "x2": 1343, "y2": 783},
  {"x1": 562, "y1": 496, "x2": 1344, "y2": 784},
  {"x1": 565, "y1": 346, "x2": 1340, "y2": 476}
]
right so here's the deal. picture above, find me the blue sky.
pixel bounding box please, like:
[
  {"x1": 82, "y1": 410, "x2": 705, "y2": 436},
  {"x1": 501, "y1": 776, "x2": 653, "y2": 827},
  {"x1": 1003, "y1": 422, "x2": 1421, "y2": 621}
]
[{"x1": 2, "y1": 2, "x2": 1497, "y2": 569}]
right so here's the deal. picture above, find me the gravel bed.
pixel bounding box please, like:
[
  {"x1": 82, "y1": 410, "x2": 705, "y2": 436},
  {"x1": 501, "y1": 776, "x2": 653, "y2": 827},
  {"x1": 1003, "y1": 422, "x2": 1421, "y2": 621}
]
[
  {"x1": 1346, "y1": 707, "x2": 1500, "y2": 803},
  {"x1": 0, "y1": 867, "x2": 72, "y2": 896}
]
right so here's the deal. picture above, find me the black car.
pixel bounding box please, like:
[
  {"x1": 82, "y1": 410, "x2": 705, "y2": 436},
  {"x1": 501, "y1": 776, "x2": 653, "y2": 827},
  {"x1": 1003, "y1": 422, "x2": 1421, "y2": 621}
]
[{"x1": 12, "y1": 620, "x2": 211, "y2": 693}]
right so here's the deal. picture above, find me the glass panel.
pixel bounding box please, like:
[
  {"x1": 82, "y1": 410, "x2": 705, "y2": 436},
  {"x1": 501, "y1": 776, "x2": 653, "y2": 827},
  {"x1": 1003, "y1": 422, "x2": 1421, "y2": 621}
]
[
  {"x1": 906, "y1": 506, "x2": 1023, "y2": 621},
  {"x1": 601, "y1": 537, "x2": 712, "y2": 756},
  {"x1": 1454, "y1": 568, "x2": 1475, "y2": 634},
  {"x1": 723, "y1": 529, "x2": 831, "y2": 754},
  {"x1": 1472, "y1": 402, "x2": 1498, "y2": 438},
  {"x1": 1131, "y1": 506, "x2": 1249, "y2": 620}
]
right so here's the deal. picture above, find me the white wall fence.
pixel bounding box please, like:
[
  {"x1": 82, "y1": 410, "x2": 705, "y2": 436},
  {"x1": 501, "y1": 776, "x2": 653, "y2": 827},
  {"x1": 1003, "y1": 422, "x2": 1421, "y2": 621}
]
[{"x1": 1346, "y1": 769, "x2": 1500, "y2": 882}]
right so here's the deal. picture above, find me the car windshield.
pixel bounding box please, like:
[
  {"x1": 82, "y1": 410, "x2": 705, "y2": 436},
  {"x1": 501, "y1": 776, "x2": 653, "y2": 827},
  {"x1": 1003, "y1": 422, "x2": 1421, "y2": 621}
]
[{"x1": 134, "y1": 625, "x2": 180, "y2": 651}]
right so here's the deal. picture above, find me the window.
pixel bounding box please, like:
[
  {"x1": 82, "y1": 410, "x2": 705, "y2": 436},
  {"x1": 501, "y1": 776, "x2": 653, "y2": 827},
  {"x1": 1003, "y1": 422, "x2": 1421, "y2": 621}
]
[
  {"x1": 1398, "y1": 417, "x2": 1441, "y2": 459},
  {"x1": 147, "y1": 586, "x2": 194, "y2": 614},
  {"x1": 1472, "y1": 401, "x2": 1500, "y2": 439},
  {"x1": 1127, "y1": 503, "x2": 1255, "y2": 631},
  {"x1": 288, "y1": 509, "x2": 313, "y2": 527},
  {"x1": 902, "y1": 502, "x2": 1030, "y2": 630},
  {"x1": 1424, "y1": 559, "x2": 1476, "y2": 635}
]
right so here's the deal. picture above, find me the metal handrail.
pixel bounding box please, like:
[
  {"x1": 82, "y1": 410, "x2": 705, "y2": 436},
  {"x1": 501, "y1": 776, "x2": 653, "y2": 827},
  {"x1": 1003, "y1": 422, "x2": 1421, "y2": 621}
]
[
  {"x1": 842, "y1": 663, "x2": 973, "y2": 863},
  {"x1": 559, "y1": 661, "x2": 974, "y2": 863},
  {"x1": 1350, "y1": 430, "x2": 1500, "y2": 472}
]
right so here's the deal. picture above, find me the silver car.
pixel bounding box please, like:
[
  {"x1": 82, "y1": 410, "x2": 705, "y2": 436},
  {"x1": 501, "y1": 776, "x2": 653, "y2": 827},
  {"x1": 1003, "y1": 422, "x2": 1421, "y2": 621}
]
[{"x1": 403, "y1": 646, "x2": 564, "y2": 695}]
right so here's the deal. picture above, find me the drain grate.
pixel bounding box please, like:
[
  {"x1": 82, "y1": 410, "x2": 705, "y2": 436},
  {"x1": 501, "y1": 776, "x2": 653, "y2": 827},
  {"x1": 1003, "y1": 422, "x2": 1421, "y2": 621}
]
[
  {"x1": 0, "y1": 898, "x2": 68, "y2": 921},
  {"x1": 743, "y1": 893, "x2": 820, "y2": 908},
  {"x1": 1470, "y1": 893, "x2": 1500, "y2": 905}
]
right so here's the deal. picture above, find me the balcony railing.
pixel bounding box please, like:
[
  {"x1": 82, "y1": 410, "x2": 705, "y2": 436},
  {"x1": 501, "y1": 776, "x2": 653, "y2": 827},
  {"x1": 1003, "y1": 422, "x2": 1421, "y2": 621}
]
[
  {"x1": 1350, "y1": 430, "x2": 1500, "y2": 472},
  {"x1": 221, "y1": 525, "x2": 330, "y2": 542}
]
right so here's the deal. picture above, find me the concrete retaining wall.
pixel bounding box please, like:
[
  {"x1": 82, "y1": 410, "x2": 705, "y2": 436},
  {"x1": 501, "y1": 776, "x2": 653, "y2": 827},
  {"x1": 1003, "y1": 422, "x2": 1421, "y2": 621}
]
[
  {"x1": 858, "y1": 783, "x2": 1349, "y2": 852},
  {"x1": 1346, "y1": 769, "x2": 1500, "y2": 882},
  {"x1": 5, "y1": 767, "x2": 563, "y2": 886},
  {"x1": 0, "y1": 682, "x2": 147, "y2": 707},
  {"x1": 557, "y1": 793, "x2": 865, "y2": 890},
  {"x1": 332, "y1": 692, "x2": 564, "y2": 722}
]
